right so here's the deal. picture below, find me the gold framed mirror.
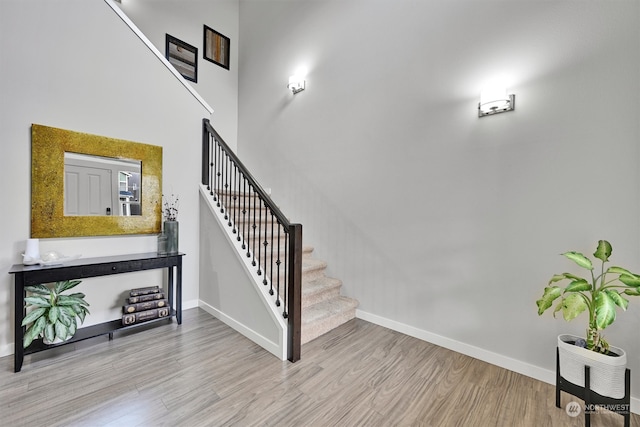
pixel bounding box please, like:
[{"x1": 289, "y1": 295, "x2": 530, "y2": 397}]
[{"x1": 31, "y1": 124, "x2": 162, "y2": 238}]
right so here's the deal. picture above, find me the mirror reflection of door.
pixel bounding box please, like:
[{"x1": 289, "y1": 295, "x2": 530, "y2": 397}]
[
  {"x1": 65, "y1": 165, "x2": 113, "y2": 215},
  {"x1": 64, "y1": 152, "x2": 142, "y2": 216}
]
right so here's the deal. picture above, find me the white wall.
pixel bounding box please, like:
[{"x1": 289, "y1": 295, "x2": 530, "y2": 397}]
[
  {"x1": 199, "y1": 191, "x2": 285, "y2": 359},
  {"x1": 0, "y1": 0, "x2": 211, "y2": 356},
  {"x1": 117, "y1": 0, "x2": 283, "y2": 355},
  {"x1": 238, "y1": 0, "x2": 640, "y2": 399},
  {"x1": 118, "y1": 0, "x2": 239, "y2": 149}
]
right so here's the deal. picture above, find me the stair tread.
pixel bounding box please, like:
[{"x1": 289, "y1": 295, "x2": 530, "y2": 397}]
[
  {"x1": 302, "y1": 296, "x2": 359, "y2": 324},
  {"x1": 303, "y1": 276, "x2": 342, "y2": 295},
  {"x1": 302, "y1": 258, "x2": 327, "y2": 272}
]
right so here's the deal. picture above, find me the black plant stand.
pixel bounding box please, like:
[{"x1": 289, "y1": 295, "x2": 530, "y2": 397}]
[{"x1": 556, "y1": 348, "x2": 630, "y2": 427}]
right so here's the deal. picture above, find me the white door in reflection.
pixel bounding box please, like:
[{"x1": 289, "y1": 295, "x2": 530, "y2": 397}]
[
  {"x1": 65, "y1": 165, "x2": 113, "y2": 215},
  {"x1": 64, "y1": 152, "x2": 141, "y2": 216}
]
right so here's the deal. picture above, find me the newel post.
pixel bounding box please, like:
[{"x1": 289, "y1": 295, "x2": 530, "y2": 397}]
[{"x1": 287, "y1": 223, "x2": 302, "y2": 362}]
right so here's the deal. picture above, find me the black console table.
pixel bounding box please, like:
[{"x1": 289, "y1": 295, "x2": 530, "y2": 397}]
[{"x1": 9, "y1": 252, "x2": 184, "y2": 372}]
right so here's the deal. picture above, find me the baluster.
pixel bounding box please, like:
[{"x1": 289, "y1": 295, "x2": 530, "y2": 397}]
[
  {"x1": 275, "y1": 223, "x2": 282, "y2": 307},
  {"x1": 215, "y1": 142, "x2": 221, "y2": 205},
  {"x1": 232, "y1": 164, "x2": 237, "y2": 233},
  {"x1": 222, "y1": 154, "x2": 227, "y2": 215},
  {"x1": 205, "y1": 134, "x2": 211, "y2": 192},
  {"x1": 263, "y1": 207, "x2": 271, "y2": 287},
  {"x1": 228, "y1": 159, "x2": 232, "y2": 218},
  {"x1": 228, "y1": 163, "x2": 232, "y2": 226},
  {"x1": 236, "y1": 167, "x2": 241, "y2": 239},
  {"x1": 251, "y1": 185, "x2": 257, "y2": 266},
  {"x1": 221, "y1": 152, "x2": 227, "y2": 214},
  {"x1": 247, "y1": 183, "x2": 253, "y2": 258},
  {"x1": 224, "y1": 156, "x2": 233, "y2": 222},
  {"x1": 268, "y1": 212, "x2": 274, "y2": 295},
  {"x1": 262, "y1": 210, "x2": 269, "y2": 286},
  {"x1": 241, "y1": 177, "x2": 247, "y2": 250},
  {"x1": 211, "y1": 137, "x2": 216, "y2": 195},
  {"x1": 257, "y1": 198, "x2": 262, "y2": 275}
]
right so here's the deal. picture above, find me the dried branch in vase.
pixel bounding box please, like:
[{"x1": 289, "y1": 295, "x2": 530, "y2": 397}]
[{"x1": 162, "y1": 193, "x2": 179, "y2": 221}]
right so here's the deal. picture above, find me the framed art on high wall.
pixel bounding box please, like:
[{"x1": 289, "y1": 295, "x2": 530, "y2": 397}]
[
  {"x1": 165, "y1": 34, "x2": 198, "y2": 82},
  {"x1": 203, "y1": 25, "x2": 230, "y2": 70}
]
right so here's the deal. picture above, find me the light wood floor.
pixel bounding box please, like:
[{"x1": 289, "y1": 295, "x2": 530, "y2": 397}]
[{"x1": 1, "y1": 308, "x2": 638, "y2": 426}]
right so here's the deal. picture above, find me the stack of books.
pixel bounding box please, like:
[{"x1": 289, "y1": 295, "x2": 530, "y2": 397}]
[{"x1": 122, "y1": 286, "x2": 170, "y2": 325}]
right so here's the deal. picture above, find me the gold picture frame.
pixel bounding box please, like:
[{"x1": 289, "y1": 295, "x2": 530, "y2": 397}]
[{"x1": 31, "y1": 124, "x2": 162, "y2": 238}]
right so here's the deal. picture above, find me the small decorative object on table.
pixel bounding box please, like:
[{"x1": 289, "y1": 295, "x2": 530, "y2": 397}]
[
  {"x1": 162, "y1": 193, "x2": 179, "y2": 254},
  {"x1": 38, "y1": 251, "x2": 81, "y2": 266},
  {"x1": 157, "y1": 232, "x2": 168, "y2": 255},
  {"x1": 22, "y1": 238, "x2": 40, "y2": 265},
  {"x1": 122, "y1": 286, "x2": 170, "y2": 325}
]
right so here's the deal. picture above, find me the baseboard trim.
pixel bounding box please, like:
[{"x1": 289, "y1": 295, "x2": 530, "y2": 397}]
[
  {"x1": 356, "y1": 309, "x2": 640, "y2": 414},
  {"x1": 183, "y1": 299, "x2": 199, "y2": 310},
  {"x1": 0, "y1": 343, "x2": 12, "y2": 358},
  {"x1": 198, "y1": 300, "x2": 286, "y2": 360}
]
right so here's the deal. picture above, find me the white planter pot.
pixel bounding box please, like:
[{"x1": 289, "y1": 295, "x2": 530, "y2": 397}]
[{"x1": 558, "y1": 334, "x2": 627, "y2": 399}]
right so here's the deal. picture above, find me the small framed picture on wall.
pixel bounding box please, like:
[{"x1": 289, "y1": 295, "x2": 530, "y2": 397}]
[
  {"x1": 203, "y1": 25, "x2": 230, "y2": 70},
  {"x1": 165, "y1": 34, "x2": 198, "y2": 82}
]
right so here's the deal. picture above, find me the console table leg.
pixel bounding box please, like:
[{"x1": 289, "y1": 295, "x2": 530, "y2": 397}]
[
  {"x1": 14, "y1": 272, "x2": 25, "y2": 373},
  {"x1": 176, "y1": 257, "x2": 182, "y2": 325},
  {"x1": 167, "y1": 265, "x2": 175, "y2": 321}
]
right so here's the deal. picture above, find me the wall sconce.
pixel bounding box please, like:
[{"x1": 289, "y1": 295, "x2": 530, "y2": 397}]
[
  {"x1": 478, "y1": 86, "x2": 515, "y2": 117},
  {"x1": 287, "y1": 75, "x2": 306, "y2": 94}
]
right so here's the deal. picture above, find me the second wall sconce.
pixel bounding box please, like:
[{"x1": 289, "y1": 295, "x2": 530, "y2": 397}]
[
  {"x1": 478, "y1": 86, "x2": 515, "y2": 117},
  {"x1": 287, "y1": 74, "x2": 306, "y2": 94}
]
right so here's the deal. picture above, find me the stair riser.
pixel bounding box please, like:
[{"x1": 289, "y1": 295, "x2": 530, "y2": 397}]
[
  {"x1": 212, "y1": 203, "x2": 283, "y2": 222},
  {"x1": 236, "y1": 245, "x2": 312, "y2": 264},
  {"x1": 301, "y1": 307, "x2": 357, "y2": 344},
  {"x1": 233, "y1": 234, "x2": 293, "y2": 246},
  {"x1": 223, "y1": 212, "x2": 280, "y2": 224},
  {"x1": 253, "y1": 280, "x2": 342, "y2": 308},
  {"x1": 244, "y1": 258, "x2": 327, "y2": 287},
  {"x1": 302, "y1": 268, "x2": 326, "y2": 282},
  {"x1": 218, "y1": 201, "x2": 279, "y2": 214},
  {"x1": 219, "y1": 217, "x2": 287, "y2": 238},
  {"x1": 302, "y1": 287, "x2": 341, "y2": 308},
  {"x1": 255, "y1": 265, "x2": 327, "y2": 285}
]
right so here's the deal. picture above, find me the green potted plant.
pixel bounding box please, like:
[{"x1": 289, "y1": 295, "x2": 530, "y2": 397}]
[
  {"x1": 21, "y1": 279, "x2": 90, "y2": 348},
  {"x1": 536, "y1": 240, "x2": 640, "y2": 398}
]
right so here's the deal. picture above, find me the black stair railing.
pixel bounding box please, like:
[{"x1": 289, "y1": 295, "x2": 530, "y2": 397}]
[{"x1": 201, "y1": 118, "x2": 302, "y2": 362}]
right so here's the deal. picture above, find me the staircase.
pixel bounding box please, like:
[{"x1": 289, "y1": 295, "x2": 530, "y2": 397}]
[
  {"x1": 226, "y1": 199, "x2": 358, "y2": 344},
  {"x1": 202, "y1": 119, "x2": 358, "y2": 357},
  {"x1": 300, "y1": 246, "x2": 359, "y2": 344}
]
